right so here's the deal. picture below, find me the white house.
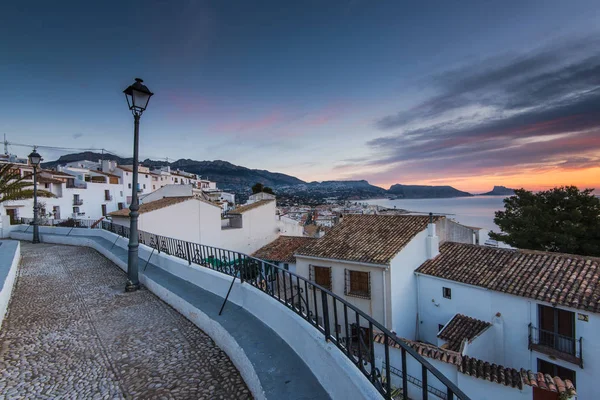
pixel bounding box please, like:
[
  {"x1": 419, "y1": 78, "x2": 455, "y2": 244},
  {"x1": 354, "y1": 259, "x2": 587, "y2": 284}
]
[
  {"x1": 139, "y1": 184, "x2": 209, "y2": 204},
  {"x1": 246, "y1": 191, "x2": 276, "y2": 204},
  {"x1": 110, "y1": 197, "x2": 292, "y2": 254},
  {"x1": 413, "y1": 242, "x2": 597, "y2": 399},
  {"x1": 294, "y1": 214, "x2": 476, "y2": 338}
]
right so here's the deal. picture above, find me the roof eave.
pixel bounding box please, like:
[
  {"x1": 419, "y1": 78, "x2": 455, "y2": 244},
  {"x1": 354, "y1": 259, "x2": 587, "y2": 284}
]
[{"x1": 294, "y1": 253, "x2": 389, "y2": 268}]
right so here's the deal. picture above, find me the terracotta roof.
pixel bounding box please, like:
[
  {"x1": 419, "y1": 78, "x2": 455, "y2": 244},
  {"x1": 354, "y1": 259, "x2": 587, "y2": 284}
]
[
  {"x1": 229, "y1": 199, "x2": 275, "y2": 214},
  {"x1": 252, "y1": 236, "x2": 316, "y2": 263},
  {"x1": 109, "y1": 196, "x2": 192, "y2": 217},
  {"x1": 416, "y1": 242, "x2": 600, "y2": 313},
  {"x1": 438, "y1": 314, "x2": 492, "y2": 352},
  {"x1": 296, "y1": 215, "x2": 442, "y2": 265},
  {"x1": 38, "y1": 176, "x2": 64, "y2": 185},
  {"x1": 374, "y1": 334, "x2": 576, "y2": 397}
]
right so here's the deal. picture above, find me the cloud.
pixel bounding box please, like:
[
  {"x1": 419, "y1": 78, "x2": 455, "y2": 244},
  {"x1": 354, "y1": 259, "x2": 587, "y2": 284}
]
[
  {"x1": 72, "y1": 133, "x2": 83, "y2": 139},
  {"x1": 361, "y1": 35, "x2": 600, "y2": 185}
]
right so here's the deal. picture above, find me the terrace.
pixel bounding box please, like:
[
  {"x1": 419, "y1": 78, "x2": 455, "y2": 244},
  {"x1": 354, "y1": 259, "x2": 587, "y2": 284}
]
[{"x1": 4, "y1": 222, "x2": 470, "y2": 399}]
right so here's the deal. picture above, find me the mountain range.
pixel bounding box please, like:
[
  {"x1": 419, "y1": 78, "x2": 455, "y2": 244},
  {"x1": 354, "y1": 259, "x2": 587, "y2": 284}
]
[{"x1": 42, "y1": 152, "x2": 512, "y2": 199}]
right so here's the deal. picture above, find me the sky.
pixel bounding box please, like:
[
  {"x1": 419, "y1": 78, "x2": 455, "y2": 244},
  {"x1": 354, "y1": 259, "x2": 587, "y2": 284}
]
[{"x1": 1, "y1": 0, "x2": 599, "y2": 193}]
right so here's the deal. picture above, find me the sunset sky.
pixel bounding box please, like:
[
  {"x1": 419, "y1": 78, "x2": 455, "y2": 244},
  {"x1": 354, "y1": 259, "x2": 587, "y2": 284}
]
[{"x1": 1, "y1": 1, "x2": 599, "y2": 193}]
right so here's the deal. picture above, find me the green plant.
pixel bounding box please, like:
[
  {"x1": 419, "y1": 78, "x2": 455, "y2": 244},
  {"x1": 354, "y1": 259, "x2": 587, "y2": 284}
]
[{"x1": 0, "y1": 163, "x2": 55, "y2": 203}]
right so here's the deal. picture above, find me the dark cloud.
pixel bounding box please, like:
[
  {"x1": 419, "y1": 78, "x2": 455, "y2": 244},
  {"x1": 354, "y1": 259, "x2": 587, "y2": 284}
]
[
  {"x1": 366, "y1": 36, "x2": 600, "y2": 182},
  {"x1": 73, "y1": 133, "x2": 83, "y2": 139}
]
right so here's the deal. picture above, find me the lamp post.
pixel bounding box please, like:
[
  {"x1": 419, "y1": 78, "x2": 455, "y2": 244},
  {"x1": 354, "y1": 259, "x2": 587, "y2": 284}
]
[
  {"x1": 123, "y1": 78, "x2": 154, "y2": 292},
  {"x1": 28, "y1": 149, "x2": 42, "y2": 244}
]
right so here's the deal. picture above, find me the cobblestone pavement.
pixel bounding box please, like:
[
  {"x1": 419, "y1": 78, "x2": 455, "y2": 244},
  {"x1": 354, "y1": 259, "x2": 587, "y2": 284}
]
[{"x1": 0, "y1": 243, "x2": 252, "y2": 400}]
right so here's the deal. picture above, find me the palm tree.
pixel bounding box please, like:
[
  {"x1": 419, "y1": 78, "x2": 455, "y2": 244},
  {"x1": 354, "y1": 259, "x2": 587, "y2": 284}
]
[{"x1": 0, "y1": 163, "x2": 55, "y2": 203}]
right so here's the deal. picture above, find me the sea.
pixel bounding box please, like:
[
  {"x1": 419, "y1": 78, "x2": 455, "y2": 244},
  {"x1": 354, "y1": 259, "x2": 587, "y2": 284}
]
[{"x1": 363, "y1": 196, "x2": 508, "y2": 245}]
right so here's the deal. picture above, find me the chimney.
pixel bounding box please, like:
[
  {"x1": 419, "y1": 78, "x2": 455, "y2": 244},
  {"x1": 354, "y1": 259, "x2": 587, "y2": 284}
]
[{"x1": 426, "y1": 212, "x2": 439, "y2": 259}]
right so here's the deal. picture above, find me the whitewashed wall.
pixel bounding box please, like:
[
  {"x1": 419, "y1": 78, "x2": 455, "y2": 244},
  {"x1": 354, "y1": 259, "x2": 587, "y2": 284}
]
[
  {"x1": 221, "y1": 202, "x2": 280, "y2": 254},
  {"x1": 417, "y1": 273, "x2": 595, "y2": 399}
]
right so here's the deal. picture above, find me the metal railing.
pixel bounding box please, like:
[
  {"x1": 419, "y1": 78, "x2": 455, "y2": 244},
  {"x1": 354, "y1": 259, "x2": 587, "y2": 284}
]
[
  {"x1": 105, "y1": 195, "x2": 113, "y2": 201},
  {"x1": 99, "y1": 221, "x2": 470, "y2": 400},
  {"x1": 384, "y1": 362, "x2": 447, "y2": 400},
  {"x1": 73, "y1": 199, "x2": 84, "y2": 205},
  {"x1": 528, "y1": 324, "x2": 583, "y2": 367}
]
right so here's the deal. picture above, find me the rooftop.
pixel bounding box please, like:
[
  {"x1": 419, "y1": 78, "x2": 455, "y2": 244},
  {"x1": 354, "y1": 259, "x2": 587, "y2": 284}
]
[
  {"x1": 252, "y1": 236, "x2": 316, "y2": 263},
  {"x1": 109, "y1": 196, "x2": 192, "y2": 217},
  {"x1": 374, "y1": 334, "x2": 576, "y2": 397},
  {"x1": 229, "y1": 199, "x2": 275, "y2": 214},
  {"x1": 417, "y1": 242, "x2": 600, "y2": 313},
  {"x1": 438, "y1": 314, "x2": 492, "y2": 352},
  {"x1": 297, "y1": 214, "x2": 442, "y2": 265}
]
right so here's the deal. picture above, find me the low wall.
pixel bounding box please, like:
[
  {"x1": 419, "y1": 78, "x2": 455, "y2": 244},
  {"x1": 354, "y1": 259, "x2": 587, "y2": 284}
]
[
  {"x1": 11, "y1": 225, "x2": 382, "y2": 400},
  {"x1": 0, "y1": 240, "x2": 21, "y2": 329}
]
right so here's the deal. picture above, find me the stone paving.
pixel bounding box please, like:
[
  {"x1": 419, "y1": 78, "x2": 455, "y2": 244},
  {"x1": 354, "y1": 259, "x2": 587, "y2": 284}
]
[{"x1": 0, "y1": 242, "x2": 252, "y2": 399}]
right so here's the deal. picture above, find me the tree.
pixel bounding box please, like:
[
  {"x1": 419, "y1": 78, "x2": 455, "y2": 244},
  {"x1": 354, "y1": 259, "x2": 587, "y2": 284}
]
[
  {"x1": 251, "y1": 182, "x2": 274, "y2": 195},
  {"x1": 489, "y1": 186, "x2": 600, "y2": 256},
  {"x1": 0, "y1": 163, "x2": 55, "y2": 203}
]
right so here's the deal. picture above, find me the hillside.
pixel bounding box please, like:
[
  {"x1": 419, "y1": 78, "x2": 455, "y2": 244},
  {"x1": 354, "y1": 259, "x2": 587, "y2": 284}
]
[
  {"x1": 479, "y1": 186, "x2": 515, "y2": 196},
  {"x1": 277, "y1": 180, "x2": 387, "y2": 199},
  {"x1": 387, "y1": 184, "x2": 472, "y2": 198},
  {"x1": 41, "y1": 152, "x2": 305, "y2": 191}
]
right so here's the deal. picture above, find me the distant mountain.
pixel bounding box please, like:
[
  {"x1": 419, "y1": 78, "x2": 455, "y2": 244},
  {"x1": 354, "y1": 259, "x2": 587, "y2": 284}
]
[
  {"x1": 479, "y1": 186, "x2": 515, "y2": 196},
  {"x1": 41, "y1": 152, "x2": 304, "y2": 191},
  {"x1": 387, "y1": 184, "x2": 472, "y2": 198},
  {"x1": 278, "y1": 180, "x2": 387, "y2": 199}
]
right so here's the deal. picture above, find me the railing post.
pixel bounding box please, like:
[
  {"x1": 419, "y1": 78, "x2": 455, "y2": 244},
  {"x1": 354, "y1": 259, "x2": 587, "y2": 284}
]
[
  {"x1": 422, "y1": 365, "x2": 428, "y2": 400},
  {"x1": 321, "y1": 290, "x2": 331, "y2": 341},
  {"x1": 185, "y1": 242, "x2": 192, "y2": 265},
  {"x1": 384, "y1": 334, "x2": 391, "y2": 399},
  {"x1": 156, "y1": 235, "x2": 160, "y2": 253},
  {"x1": 580, "y1": 337, "x2": 583, "y2": 368},
  {"x1": 401, "y1": 347, "x2": 408, "y2": 400}
]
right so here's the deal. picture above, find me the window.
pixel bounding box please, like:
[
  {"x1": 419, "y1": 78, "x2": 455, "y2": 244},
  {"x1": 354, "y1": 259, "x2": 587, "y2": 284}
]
[
  {"x1": 128, "y1": 183, "x2": 132, "y2": 189},
  {"x1": 44, "y1": 183, "x2": 50, "y2": 189},
  {"x1": 126, "y1": 172, "x2": 129, "y2": 176},
  {"x1": 310, "y1": 265, "x2": 332, "y2": 290},
  {"x1": 145, "y1": 174, "x2": 148, "y2": 178},
  {"x1": 443, "y1": 287, "x2": 452, "y2": 299},
  {"x1": 538, "y1": 304, "x2": 575, "y2": 354},
  {"x1": 118, "y1": 203, "x2": 124, "y2": 210},
  {"x1": 283, "y1": 263, "x2": 289, "y2": 271},
  {"x1": 120, "y1": 191, "x2": 123, "y2": 197},
  {"x1": 73, "y1": 207, "x2": 80, "y2": 213},
  {"x1": 538, "y1": 359, "x2": 576, "y2": 386},
  {"x1": 101, "y1": 204, "x2": 107, "y2": 216},
  {"x1": 153, "y1": 185, "x2": 156, "y2": 190},
  {"x1": 143, "y1": 184, "x2": 146, "y2": 189},
  {"x1": 345, "y1": 269, "x2": 370, "y2": 299},
  {"x1": 175, "y1": 178, "x2": 179, "y2": 183}
]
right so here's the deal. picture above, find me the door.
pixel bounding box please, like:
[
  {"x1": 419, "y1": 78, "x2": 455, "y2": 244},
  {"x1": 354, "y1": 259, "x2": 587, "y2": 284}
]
[
  {"x1": 533, "y1": 387, "x2": 559, "y2": 400},
  {"x1": 53, "y1": 206, "x2": 60, "y2": 220},
  {"x1": 101, "y1": 204, "x2": 107, "y2": 217},
  {"x1": 6, "y1": 209, "x2": 17, "y2": 225}
]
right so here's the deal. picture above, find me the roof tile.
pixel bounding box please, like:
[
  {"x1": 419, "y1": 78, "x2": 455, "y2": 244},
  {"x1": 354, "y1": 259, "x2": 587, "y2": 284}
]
[
  {"x1": 438, "y1": 314, "x2": 491, "y2": 352},
  {"x1": 252, "y1": 236, "x2": 316, "y2": 263},
  {"x1": 417, "y1": 242, "x2": 600, "y2": 313}
]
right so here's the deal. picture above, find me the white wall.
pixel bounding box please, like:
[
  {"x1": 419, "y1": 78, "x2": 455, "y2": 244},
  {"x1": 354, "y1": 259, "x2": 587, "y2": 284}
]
[
  {"x1": 0, "y1": 240, "x2": 20, "y2": 330},
  {"x1": 389, "y1": 228, "x2": 431, "y2": 339},
  {"x1": 295, "y1": 256, "x2": 388, "y2": 331},
  {"x1": 417, "y1": 273, "x2": 596, "y2": 399},
  {"x1": 221, "y1": 202, "x2": 280, "y2": 254},
  {"x1": 277, "y1": 215, "x2": 304, "y2": 237}
]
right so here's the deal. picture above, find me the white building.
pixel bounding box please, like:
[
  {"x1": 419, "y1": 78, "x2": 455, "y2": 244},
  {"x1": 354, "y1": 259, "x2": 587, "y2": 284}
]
[
  {"x1": 414, "y1": 242, "x2": 596, "y2": 399},
  {"x1": 246, "y1": 191, "x2": 276, "y2": 204},
  {"x1": 294, "y1": 214, "x2": 476, "y2": 338},
  {"x1": 109, "y1": 198, "x2": 300, "y2": 254}
]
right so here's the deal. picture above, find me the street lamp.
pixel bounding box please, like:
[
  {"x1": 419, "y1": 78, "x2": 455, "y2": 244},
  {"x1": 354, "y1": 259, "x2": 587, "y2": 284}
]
[
  {"x1": 28, "y1": 149, "x2": 42, "y2": 244},
  {"x1": 123, "y1": 78, "x2": 154, "y2": 292}
]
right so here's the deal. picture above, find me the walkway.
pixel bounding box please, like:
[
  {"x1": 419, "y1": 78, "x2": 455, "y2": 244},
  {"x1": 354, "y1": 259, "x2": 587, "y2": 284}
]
[{"x1": 0, "y1": 242, "x2": 251, "y2": 399}]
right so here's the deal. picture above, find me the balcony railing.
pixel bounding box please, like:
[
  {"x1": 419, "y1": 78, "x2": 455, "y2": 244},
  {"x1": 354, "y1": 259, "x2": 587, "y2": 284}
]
[
  {"x1": 105, "y1": 195, "x2": 113, "y2": 201},
  {"x1": 528, "y1": 324, "x2": 583, "y2": 367},
  {"x1": 66, "y1": 182, "x2": 87, "y2": 189},
  {"x1": 73, "y1": 199, "x2": 84, "y2": 206},
  {"x1": 99, "y1": 221, "x2": 470, "y2": 400},
  {"x1": 19, "y1": 217, "x2": 98, "y2": 228}
]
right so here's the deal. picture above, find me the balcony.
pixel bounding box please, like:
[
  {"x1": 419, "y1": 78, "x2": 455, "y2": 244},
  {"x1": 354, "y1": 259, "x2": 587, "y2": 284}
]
[
  {"x1": 67, "y1": 182, "x2": 87, "y2": 189},
  {"x1": 105, "y1": 194, "x2": 113, "y2": 201},
  {"x1": 73, "y1": 199, "x2": 84, "y2": 206},
  {"x1": 528, "y1": 324, "x2": 583, "y2": 367}
]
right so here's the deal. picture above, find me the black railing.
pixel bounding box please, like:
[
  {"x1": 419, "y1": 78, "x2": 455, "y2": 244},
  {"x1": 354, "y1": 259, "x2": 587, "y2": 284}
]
[
  {"x1": 99, "y1": 221, "x2": 470, "y2": 400},
  {"x1": 384, "y1": 362, "x2": 447, "y2": 399},
  {"x1": 529, "y1": 324, "x2": 583, "y2": 367},
  {"x1": 73, "y1": 199, "x2": 84, "y2": 205}
]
